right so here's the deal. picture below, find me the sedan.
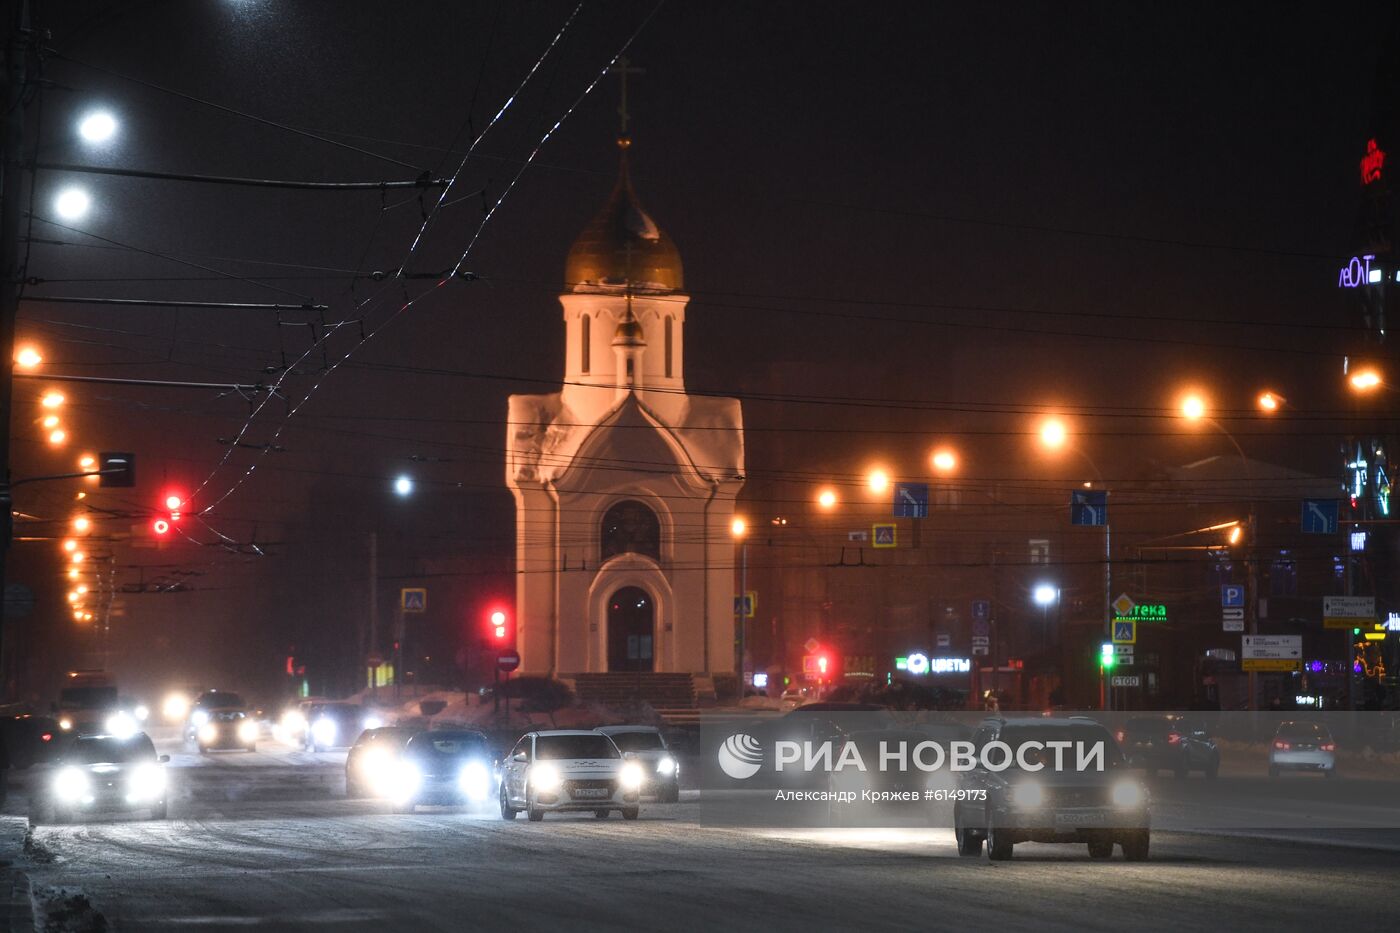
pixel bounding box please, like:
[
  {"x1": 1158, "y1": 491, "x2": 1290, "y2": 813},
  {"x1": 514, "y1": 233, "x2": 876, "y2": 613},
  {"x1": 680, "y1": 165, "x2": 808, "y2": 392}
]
[
  {"x1": 345, "y1": 727, "x2": 418, "y2": 798},
  {"x1": 195, "y1": 709, "x2": 259, "y2": 753},
  {"x1": 595, "y1": 725, "x2": 680, "y2": 802},
  {"x1": 499, "y1": 730, "x2": 643, "y2": 821},
  {"x1": 385, "y1": 730, "x2": 495, "y2": 812},
  {"x1": 31, "y1": 732, "x2": 169, "y2": 824}
]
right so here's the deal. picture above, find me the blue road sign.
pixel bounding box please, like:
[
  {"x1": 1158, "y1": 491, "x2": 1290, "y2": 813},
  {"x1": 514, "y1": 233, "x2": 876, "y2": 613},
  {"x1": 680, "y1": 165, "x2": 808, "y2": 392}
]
[
  {"x1": 1070, "y1": 489, "x2": 1108, "y2": 526},
  {"x1": 1221, "y1": 584, "x2": 1245, "y2": 608},
  {"x1": 872, "y1": 524, "x2": 897, "y2": 548},
  {"x1": 401, "y1": 587, "x2": 427, "y2": 613},
  {"x1": 893, "y1": 482, "x2": 929, "y2": 518},
  {"x1": 1301, "y1": 499, "x2": 1339, "y2": 534},
  {"x1": 1112, "y1": 619, "x2": 1137, "y2": 644},
  {"x1": 971, "y1": 599, "x2": 990, "y2": 622}
]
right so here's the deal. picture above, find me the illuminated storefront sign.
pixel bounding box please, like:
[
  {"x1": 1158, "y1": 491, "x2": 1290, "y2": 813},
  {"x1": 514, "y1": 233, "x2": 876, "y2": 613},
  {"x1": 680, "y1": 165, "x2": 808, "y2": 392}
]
[
  {"x1": 895, "y1": 654, "x2": 971, "y2": 675},
  {"x1": 1339, "y1": 254, "x2": 1381, "y2": 288},
  {"x1": 1361, "y1": 138, "x2": 1386, "y2": 185}
]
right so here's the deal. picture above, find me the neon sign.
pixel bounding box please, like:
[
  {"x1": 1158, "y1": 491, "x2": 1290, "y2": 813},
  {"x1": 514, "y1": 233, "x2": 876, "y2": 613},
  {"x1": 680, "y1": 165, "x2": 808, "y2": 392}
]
[
  {"x1": 895, "y1": 654, "x2": 970, "y2": 675},
  {"x1": 1361, "y1": 138, "x2": 1386, "y2": 185},
  {"x1": 1339, "y1": 254, "x2": 1380, "y2": 288}
]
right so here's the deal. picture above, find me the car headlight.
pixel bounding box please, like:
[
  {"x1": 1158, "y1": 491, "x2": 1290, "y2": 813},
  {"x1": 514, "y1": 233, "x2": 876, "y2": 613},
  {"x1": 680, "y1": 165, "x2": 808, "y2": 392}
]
[
  {"x1": 1111, "y1": 778, "x2": 1147, "y2": 809},
  {"x1": 58, "y1": 717, "x2": 73, "y2": 731},
  {"x1": 280, "y1": 711, "x2": 306, "y2": 734},
  {"x1": 163, "y1": 694, "x2": 190, "y2": 722},
  {"x1": 459, "y1": 761, "x2": 492, "y2": 801},
  {"x1": 238, "y1": 720, "x2": 259, "y2": 743},
  {"x1": 198, "y1": 723, "x2": 218, "y2": 744},
  {"x1": 619, "y1": 761, "x2": 644, "y2": 792},
  {"x1": 133, "y1": 705, "x2": 150, "y2": 723},
  {"x1": 656, "y1": 756, "x2": 677, "y2": 776},
  {"x1": 363, "y1": 715, "x2": 384, "y2": 731},
  {"x1": 105, "y1": 711, "x2": 137, "y2": 739},
  {"x1": 1010, "y1": 781, "x2": 1045, "y2": 809},
  {"x1": 311, "y1": 718, "x2": 337, "y2": 747},
  {"x1": 191, "y1": 709, "x2": 210, "y2": 727},
  {"x1": 389, "y1": 762, "x2": 421, "y2": 803},
  {"x1": 127, "y1": 763, "x2": 166, "y2": 800},
  {"x1": 531, "y1": 763, "x2": 562, "y2": 793},
  {"x1": 53, "y1": 766, "x2": 90, "y2": 803}
]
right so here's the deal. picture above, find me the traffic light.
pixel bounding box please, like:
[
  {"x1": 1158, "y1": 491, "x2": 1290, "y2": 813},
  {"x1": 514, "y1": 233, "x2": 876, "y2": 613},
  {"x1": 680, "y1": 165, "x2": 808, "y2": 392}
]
[
  {"x1": 1100, "y1": 643, "x2": 1117, "y2": 669},
  {"x1": 489, "y1": 608, "x2": 510, "y2": 641},
  {"x1": 152, "y1": 489, "x2": 185, "y2": 537}
]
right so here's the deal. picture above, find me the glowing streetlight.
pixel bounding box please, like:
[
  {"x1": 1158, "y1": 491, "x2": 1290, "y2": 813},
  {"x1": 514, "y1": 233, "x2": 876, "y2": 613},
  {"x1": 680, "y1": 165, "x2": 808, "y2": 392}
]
[
  {"x1": 1228, "y1": 524, "x2": 1243, "y2": 545},
  {"x1": 867, "y1": 469, "x2": 890, "y2": 494},
  {"x1": 1038, "y1": 418, "x2": 1067, "y2": 449},
  {"x1": 62, "y1": 538, "x2": 77, "y2": 553},
  {"x1": 48, "y1": 428, "x2": 67, "y2": 446},
  {"x1": 67, "y1": 591, "x2": 79, "y2": 603},
  {"x1": 1180, "y1": 394, "x2": 1207, "y2": 421},
  {"x1": 70, "y1": 551, "x2": 85, "y2": 564},
  {"x1": 1257, "y1": 391, "x2": 1284, "y2": 413},
  {"x1": 77, "y1": 110, "x2": 118, "y2": 144},
  {"x1": 1349, "y1": 368, "x2": 1382, "y2": 393},
  {"x1": 40, "y1": 392, "x2": 64, "y2": 409},
  {"x1": 41, "y1": 415, "x2": 59, "y2": 429},
  {"x1": 76, "y1": 585, "x2": 88, "y2": 596},
  {"x1": 53, "y1": 187, "x2": 91, "y2": 221},
  {"x1": 816, "y1": 488, "x2": 838, "y2": 510},
  {"x1": 931, "y1": 448, "x2": 958, "y2": 474},
  {"x1": 730, "y1": 516, "x2": 748, "y2": 539},
  {"x1": 72, "y1": 516, "x2": 91, "y2": 534},
  {"x1": 393, "y1": 475, "x2": 414, "y2": 497},
  {"x1": 1033, "y1": 583, "x2": 1059, "y2": 607},
  {"x1": 14, "y1": 346, "x2": 41, "y2": 369},
  {"x1": 66, "y1": 568, "x2": 79, "y2": 580}
]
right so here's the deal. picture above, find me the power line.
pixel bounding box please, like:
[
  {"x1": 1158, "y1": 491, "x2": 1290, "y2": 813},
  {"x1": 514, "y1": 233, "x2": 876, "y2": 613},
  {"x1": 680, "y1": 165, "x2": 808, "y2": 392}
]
[{"x1": 34, "y1": 161, "x2": 451, "y2": 191}]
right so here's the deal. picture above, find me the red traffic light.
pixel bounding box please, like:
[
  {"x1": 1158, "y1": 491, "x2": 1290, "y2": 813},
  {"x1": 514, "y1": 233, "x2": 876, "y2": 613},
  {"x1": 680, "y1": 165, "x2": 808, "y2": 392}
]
[
  {"x1": 489, "y1": 609, "x2": 509, "y2": 640},
  {"x1": 152, "y1": 518, "x2": 171, "y2": 536}
]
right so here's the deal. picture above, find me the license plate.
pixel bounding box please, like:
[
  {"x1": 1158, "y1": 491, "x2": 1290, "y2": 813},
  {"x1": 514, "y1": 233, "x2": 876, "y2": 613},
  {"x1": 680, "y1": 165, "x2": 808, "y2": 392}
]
[
  {"x1": 1055, "y1": 811, "x2": 1106, "y2": 827},
  {"x1": 572, "y1": 788, "x2": 609, "y2": 799}
]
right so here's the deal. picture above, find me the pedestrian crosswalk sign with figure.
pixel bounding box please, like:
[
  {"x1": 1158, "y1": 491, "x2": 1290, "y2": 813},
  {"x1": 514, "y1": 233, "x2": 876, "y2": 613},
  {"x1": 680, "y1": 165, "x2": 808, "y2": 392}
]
[
  {"x1": 872, "y1": 524, "x2": 897, "y2": 548},
  {"x1": 1112, "y1": 619, "x2": 1136, "y2": 644},
  {"x1": 401, "y1": 587, "x2": 427, "y2": 613}
]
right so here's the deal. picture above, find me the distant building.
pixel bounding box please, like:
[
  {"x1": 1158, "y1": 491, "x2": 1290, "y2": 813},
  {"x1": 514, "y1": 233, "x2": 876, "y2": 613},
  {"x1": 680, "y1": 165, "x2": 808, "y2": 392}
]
[{"x1": 505, "y1": 137, "x2": 744, "y2": 680}]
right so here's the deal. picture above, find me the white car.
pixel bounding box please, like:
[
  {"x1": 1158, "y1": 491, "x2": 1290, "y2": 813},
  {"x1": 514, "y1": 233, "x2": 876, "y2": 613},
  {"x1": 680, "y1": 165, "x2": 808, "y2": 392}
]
[
  {"x1": 499, "y1": 730, "x2": 644, "y2": 821},
  {"x1": 1269, "y1": 721, "x2": 1336, "y2": 778},
  {"x1": 595, "y1": 725, "x2": 680, "y2": 802}
]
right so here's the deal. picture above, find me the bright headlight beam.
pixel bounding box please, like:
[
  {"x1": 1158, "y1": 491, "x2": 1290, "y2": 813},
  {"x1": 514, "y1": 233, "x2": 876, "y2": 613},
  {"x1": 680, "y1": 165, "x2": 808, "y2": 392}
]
[
  {"x1": 1111, "y1": 778, "x2": 1146, "y2": 809},
  {"x1": 530, "y1": 763, "x2": 561, "y2": 793},
  {"x1": 54, "y1": 766, "x2": 90, "y2": 803},
  {"x1": 619, "y1": 761, "x2": 644, "y2": 792}
]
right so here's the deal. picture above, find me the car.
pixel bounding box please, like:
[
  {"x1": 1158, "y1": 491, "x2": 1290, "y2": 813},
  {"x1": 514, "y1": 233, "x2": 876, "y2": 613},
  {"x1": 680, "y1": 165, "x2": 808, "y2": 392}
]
[
  {"x1": 55, "y1": 670, "x2": 120, "y2": 736},
  {"x1": 595, "y1": 725, "x2": 680, "y2": 802},
  {"x1": 305, "y1": 703, "x2": 380, "y2": 752},
  {"x1": 194, "y1": 709, "x2": 259, "y2": 753},
  {"x1": 345, "y1": 727, "x2": 418, "y2": 798},
  {"x1": 0, "y1": 713, "x2": 61, "y2": 770},
  {"x1": 1269, "y1": 720, "x2": 1336, "y2": 778},
  {"x1": 385, "y1": 730, "x2": 495, "y2": 812},
  {"x1": 30, "y1": 732, "x2": 170, "y2": 824},
  {"x1": 186, "y1": 690, "x2": 247, "y2": 742},
  {"x1": 1118, "y1": 715, "x2": 1220, "y2": 779},
  {"x1": 499, "y1": 730, "x2": 644, "y2": 821},
  {"x1": 954, "y1": 717, "x2": 1151, "y2": 862}
]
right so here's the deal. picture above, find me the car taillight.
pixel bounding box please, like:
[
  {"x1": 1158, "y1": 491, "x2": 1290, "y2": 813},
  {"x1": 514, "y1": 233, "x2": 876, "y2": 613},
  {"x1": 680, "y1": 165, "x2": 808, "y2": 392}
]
[
  {"x1": 1321, "y1": 743, "x2": 1336, "y2": 752},
  {"x1": 41, "y1": 732, "x2": 52, "y2": 742},
  {"x1": 1273, "y1": 740, "x2": 1290, "y2": 750},
  {"x1": 1167, "y1": 732, "x2": 1182, "y2": 745}
]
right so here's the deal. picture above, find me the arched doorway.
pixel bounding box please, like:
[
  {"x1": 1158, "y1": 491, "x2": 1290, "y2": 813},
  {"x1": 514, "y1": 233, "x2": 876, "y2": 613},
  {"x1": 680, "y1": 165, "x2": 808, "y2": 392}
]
[{"x1": 607, "y1": 586, "x2": 654, "y2": 672}]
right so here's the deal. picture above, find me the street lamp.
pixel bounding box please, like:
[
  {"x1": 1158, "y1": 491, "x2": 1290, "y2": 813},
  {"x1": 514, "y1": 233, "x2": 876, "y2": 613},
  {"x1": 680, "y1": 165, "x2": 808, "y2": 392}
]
[
  {"x1": 53, "y1": 187, "x2": 91, "y2": 221},
  {"x1": 931, "y1": 447, "x2": 957, "y2": 474},
  {"x1": 866, "y1": 469, "x2": 890, "y2": 494},
  {"x1": 816, "y1": 487, "x2": 837, "y2": 510},
  {"x1": 14, "y1": 346, "x2": 40, "y2": 369},
  {"x1": 731, "y1": 515, "x2": 749, "y2": 695},
  {"x1": 1349, "y1": 367, "x2": 1382, "y2": 393},
  {"x1": 40, "y1": 392, "x2": 63, "y2": 409},
  {"x1": 1038, "y1": 418, "x2": 1068, "y2": 449},
  {"x1": 393, "y1": 475, "x2": 414, "y2": 497},
  {"x1": 1180, "y1": 393, "x2": 1207, "y2": 421},
  {"x1": 77, "y1": 110, "x2": 118, "y2": 144},
  {"x1": 1033, "y1": 582, "x2": 1059, "y2": 653},
  {"x1": 1257, "y1": 390, "x2": 1285, "y2": 413}
]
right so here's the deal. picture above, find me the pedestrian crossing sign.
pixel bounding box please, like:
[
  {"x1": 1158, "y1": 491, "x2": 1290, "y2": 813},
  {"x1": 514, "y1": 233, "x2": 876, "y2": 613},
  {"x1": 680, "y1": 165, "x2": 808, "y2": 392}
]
[
  {"x1": 1112, "y1": 619, "x2": 1136, "y2": 644},
  {"x1": 401, "y1": 587, "x2": 427, "y2": 613},
  {"x1": 872, "y1": 524, "x2": 897, "y2": 548}
]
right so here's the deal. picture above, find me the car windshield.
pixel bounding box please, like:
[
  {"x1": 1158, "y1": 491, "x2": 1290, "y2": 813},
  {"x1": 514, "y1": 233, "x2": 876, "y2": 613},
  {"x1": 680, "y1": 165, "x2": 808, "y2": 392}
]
[
  {"x1": 70, "y1": 735, "x2": 156, "y2": 764},
  {"x1": 313, "y1": 705, "x2": 361, "y2": 722},
  {"x1": 1278, "y1": 722, "x2": 1328, "y2": 739},
  {"x1": 59, "y1": 686, "x2": 118, "y2": 708},
  {"x1": 995, "y1": 725, "x2": 1123, "y2": 768},
  {"x1": 357, "y1": 728, "x2": 414, "y2": 749},
  {"x1": 407, "y1": 732, "x2": 487, "y2": 758},
  {"x1": 198, "y1": 692, "x2": 244, "y2": 709},
  {"x1": 536, "y1": 734, "x2": 619, "y2": 760},
  {"x1": 606, "y1": 731, "x2": 664, "y2": 752},
  {"x1": 1125, "y1": 718, "x2": 1174, "y2": 735}
]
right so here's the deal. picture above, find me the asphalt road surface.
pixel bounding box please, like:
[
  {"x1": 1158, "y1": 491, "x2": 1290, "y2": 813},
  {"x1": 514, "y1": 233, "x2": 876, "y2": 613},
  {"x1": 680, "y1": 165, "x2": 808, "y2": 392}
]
[{"x1": 6, "y1": 739, "x2": 1400, "y2": 931}]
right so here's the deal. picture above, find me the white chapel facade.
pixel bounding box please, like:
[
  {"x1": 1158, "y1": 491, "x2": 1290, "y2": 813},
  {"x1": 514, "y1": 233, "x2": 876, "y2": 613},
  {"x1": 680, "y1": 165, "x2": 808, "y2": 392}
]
[{"x1": 505, "y1": 137, "x2": 744, "y2": 678}]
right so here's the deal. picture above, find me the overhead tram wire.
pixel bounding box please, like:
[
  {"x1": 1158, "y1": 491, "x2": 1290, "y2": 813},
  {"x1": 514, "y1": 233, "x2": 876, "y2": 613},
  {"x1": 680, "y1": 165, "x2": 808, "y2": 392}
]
[
  {"x1": 182, "y1": 1, "x2": 598, "y2": 524},
  {"x1": 32, "y1": 162, "x2": 451, "y2": 191}
]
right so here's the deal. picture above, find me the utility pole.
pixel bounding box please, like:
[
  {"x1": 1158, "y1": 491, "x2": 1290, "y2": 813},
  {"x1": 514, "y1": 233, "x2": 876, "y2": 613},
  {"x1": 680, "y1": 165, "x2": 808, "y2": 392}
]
[{"x1": 0, "y1": 0, "x2": 30, "y2": 698}]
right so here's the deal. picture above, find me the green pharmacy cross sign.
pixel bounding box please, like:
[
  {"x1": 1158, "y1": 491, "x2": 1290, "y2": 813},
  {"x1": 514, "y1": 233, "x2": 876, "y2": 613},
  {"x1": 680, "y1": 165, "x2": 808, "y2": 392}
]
[{"x1": 1111, "y1": 594, "x2": 1168, "y2": 624}]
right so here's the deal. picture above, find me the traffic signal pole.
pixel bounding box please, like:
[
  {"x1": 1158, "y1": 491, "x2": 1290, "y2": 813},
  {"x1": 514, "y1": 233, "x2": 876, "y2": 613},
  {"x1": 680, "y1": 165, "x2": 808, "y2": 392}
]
[{"x1": 0, "y1": 0, "x2": 29, "y2": 697}]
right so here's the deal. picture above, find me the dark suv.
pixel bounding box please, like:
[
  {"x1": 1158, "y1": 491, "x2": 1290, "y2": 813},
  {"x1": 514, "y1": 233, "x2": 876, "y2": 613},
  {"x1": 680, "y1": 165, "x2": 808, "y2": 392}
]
[
  {"x1": 954, "y1": 717, "x2": 1150, "y2": 862},
  {"x1": 1119, "y1": 716, "x2": 1220, "y2": 779}
]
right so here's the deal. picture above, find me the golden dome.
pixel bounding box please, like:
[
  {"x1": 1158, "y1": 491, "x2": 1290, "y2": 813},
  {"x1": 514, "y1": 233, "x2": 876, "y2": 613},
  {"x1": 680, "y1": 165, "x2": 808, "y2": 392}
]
[{"x1": 565, "y1": 145, "x2": 682, "y2": 293}]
